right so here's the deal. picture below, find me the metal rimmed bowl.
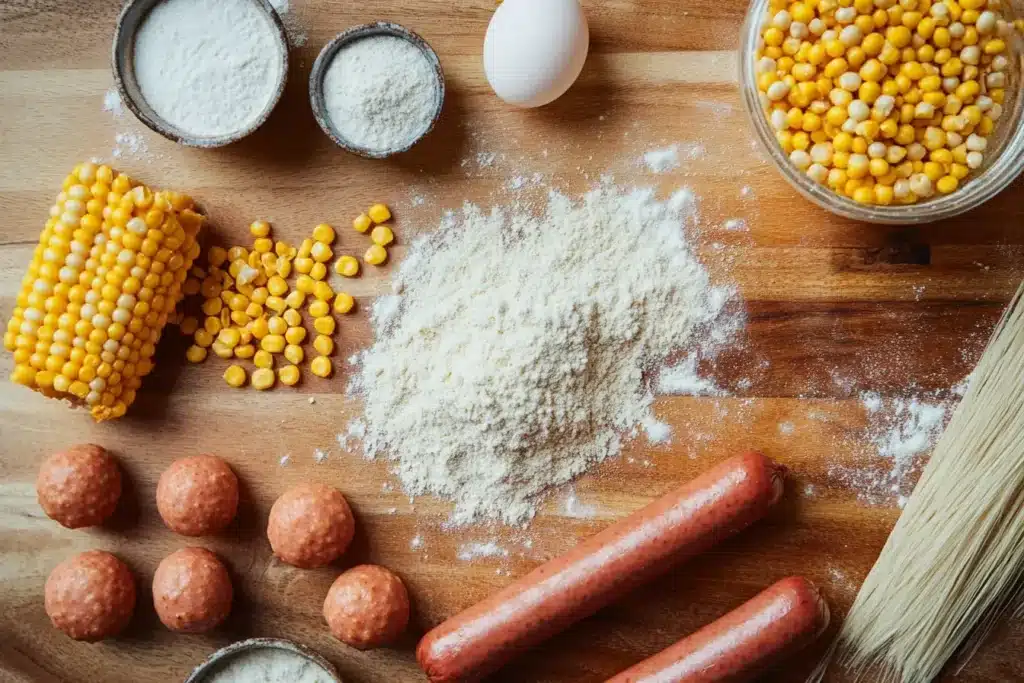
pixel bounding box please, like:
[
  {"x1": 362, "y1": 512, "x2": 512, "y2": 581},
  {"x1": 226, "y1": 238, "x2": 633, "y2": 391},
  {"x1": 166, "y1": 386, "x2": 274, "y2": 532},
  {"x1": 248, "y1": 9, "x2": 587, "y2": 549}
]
[
  {"x1": 740, "y1": 0, "x2": 1024, "y2": 224},
  {"x1": 309, "y1": 22, "x2": 445, "y2": 158},
  {"x1": 184, "y1": 638, "x2": 342, "y2": 683},
  {"x1": 112, "y1": 0, "x2": 289, "y2": 148}
]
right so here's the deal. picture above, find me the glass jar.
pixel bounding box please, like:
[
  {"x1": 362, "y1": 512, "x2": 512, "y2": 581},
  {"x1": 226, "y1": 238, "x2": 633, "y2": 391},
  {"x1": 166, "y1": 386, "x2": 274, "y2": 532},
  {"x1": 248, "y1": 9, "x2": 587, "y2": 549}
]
[{"x1": 740, "y1": 0, "x2": 1024, "y2": 224}]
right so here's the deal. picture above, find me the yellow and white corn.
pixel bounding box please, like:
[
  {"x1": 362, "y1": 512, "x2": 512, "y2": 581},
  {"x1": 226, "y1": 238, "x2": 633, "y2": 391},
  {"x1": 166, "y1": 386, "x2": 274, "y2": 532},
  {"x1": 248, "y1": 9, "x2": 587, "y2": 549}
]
[{"x1": 4, "y1": 163, "x2": 203, "y2": 420}]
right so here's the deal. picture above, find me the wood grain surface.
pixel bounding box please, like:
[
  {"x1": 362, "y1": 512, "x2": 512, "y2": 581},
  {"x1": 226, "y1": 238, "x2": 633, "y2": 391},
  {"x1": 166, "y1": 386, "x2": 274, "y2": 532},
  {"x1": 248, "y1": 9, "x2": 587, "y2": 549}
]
[{"x1": 2, "y1": 1, "x2": 1024, "y2": 682}]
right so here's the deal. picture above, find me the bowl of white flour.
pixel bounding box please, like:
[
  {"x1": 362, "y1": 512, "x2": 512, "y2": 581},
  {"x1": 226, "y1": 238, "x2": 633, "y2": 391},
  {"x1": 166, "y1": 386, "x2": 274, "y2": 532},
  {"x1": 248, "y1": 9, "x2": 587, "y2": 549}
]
[
  {"x1": 309, "y1": 22, "x2": 445, "y2": 158},
  {"x1": 185, "y1": 638, "x2": 341, "y2": 683},
  {"x1": 113, "y1": 0, "x2": 288, "y2": 147}
]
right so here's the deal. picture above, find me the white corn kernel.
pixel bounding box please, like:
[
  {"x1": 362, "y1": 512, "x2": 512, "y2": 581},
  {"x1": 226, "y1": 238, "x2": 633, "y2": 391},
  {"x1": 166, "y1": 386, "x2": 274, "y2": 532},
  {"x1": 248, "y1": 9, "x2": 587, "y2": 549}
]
[
  {"x1": 771, "y1": 109, "x2": 789, "y2": 131},
  {"x1": 766, "y1": 81, "x2": 791, "y2": 101},
  {"x1": 966, "y1": 133, "x2": 988, "y2": 152},
  {"x1": 807, "y1": 163, "x2": 829, "y2": 183},
  {"x1": 914, "y1": 101, "x2": 935, "y2": 118},
  {"x1": 848, "y1": 99, "x2": 870, "y2": 121},
  {"x1": 790, "y1": 149, "x2": 812, "y2": 170},
  {"x1": 773, "y1": 9, "x2": 792, "y2": 28},
  {"x1": 909, "y1": 173, "x2": 934, "y2": 197},
  {"x1": 893, "y1": 179, "x2": 912, "y2": 199},
  {"x1": 966, "y1": 151, "x2": 984, "y2": 169},
  {"x1": 868, "y1": 142, "x2": 887, "y2": 159},
  {"x1": 839, "y1": 25, "x2": 863, "y2": 45},
  {"x1": 756, "y1": 57, "x2": 778, "y2": 74}
]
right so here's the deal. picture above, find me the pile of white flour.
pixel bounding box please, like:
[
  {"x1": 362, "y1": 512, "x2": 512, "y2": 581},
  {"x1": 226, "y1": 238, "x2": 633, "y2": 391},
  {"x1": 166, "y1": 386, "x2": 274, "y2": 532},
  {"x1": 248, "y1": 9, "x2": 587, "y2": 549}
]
[
  {"x1": 133, "y1": 0, "x2": 285, "y2": 138},
  {"x1": 351, "y1": 185, "x2": 734, "y2": 525},
  {"x1": 323, "y1": 35, "x2": 438, "y2": 152}
]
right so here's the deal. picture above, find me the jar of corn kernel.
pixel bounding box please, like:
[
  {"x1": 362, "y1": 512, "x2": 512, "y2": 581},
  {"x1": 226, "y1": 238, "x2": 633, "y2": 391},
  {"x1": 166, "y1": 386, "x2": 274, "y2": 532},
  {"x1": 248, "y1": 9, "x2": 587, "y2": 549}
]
[{"x1": 741, "y1": 0, "x2": 1024, "y2": 223}]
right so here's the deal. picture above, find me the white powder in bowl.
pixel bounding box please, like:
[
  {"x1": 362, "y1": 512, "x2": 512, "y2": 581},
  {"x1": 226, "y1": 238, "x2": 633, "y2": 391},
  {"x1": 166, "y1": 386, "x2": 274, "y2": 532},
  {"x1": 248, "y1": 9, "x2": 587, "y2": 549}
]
[
  {"x1": 322, "y1": 34, "x2": 439, "y2": 153},
  {"x1": 133, "y1": 0, "x2": 285, "y2": 138},
  {"x1": 203, "y1": 647, "x2": 335, "y2": 683}
]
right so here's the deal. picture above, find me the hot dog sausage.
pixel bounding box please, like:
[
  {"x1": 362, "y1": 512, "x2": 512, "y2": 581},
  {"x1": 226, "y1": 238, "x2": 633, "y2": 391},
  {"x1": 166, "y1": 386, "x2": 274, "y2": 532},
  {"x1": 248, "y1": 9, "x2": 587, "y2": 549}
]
[
  {"x1": 416, "y1": 451, "x2": 786, "y2": 682},
  {"x1": 605, "y1": 576, "x2": 829, "y2": 683}
]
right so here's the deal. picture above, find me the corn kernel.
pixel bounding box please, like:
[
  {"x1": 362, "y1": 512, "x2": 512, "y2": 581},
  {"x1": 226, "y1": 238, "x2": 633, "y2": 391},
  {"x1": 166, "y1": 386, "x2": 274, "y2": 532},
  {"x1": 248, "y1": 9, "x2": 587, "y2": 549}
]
[
  {"x1": 310, "y1": 356, "x2": 332, "y2": 378},
  {"x1": 261, "y1": 334, "x2": 286, "y2": 353},
  {"x1": 250, "y1": 220, "x2": 271, "y2": 238},
  {"x1": 336, "y1": 255, "x2": 360, "y2": 277},
  {"x1": 365, "y1": 244, "x2": 387, "y2": 266},
  {"x1": 218, "y1": 327, "x2": 241, "y2": 348},
  {"x1": 268, "y1": 316, "x2": 287, "y2": 335},
  {"x1": 310, "y1": 262, "x2": 328, "y2": 281},
  {"x1": 371, "y1": 225, "x2": 395, "y2": 247},
  {"x1": 234, "y1": 343, "x2": 255, "y2": 359},
  {"x1": 313, "y1": 334, "x2": 334, "y2": 356},
  {"x1": 254, "y1": 349, "x2": 273, "y2": 369},
  {"x1": 309, "y1": 300, "x2": 331, "y2": 317},
  {"x1": 186, "y1": 345, "x2": 207, "y2": 363},
  {"x1": 284, "y1": 290, "x2": 304, "y2": 309},
  {"x1": 251, "y1": 367, "x2": 275, "y2": 390},
  {"x1": 285, "y1": 326, "x2": 307, "y2": 345},
  {"x1": 333, "y1": 292, "x2": 355, "y2": 314},
  {"x1": 353, "y1": 213, "x2": 372, "y2": 233},
  {"x1": 311, "y1": 241, "x2": 333, "y2": 263},
  {"x1": 283, "y1": 308, "x2": 302, "y2": 327},
  {"x1": 211, "y1": 340, "x2": 234, "y2": 359},
  {"x1": 313, "y1": 223, "x2": 336, "y2": 244},
  {"x1": 294, "y1": 257, "x2": 314, "y2": 274},
  {"x1": 272, "y1": 365, "x2": 298, "y2": 386},
  {"x1": 936, "y1": 174, "x2": 959, "y2": 193},
  {"x1": 266, "y1": 296, "x2": 286, "y2": 313},
  {"x1": 223, "y1": 365, "x2": 246, "y2": 388},
  {"x1": 367, "y1": 203, "x2": 391, "y2": 223},
  {"x1": 284, "y1": 344, "x2": 304, "y2": 365},
  {"x1": 314, "y1": 316, "x2": 336, "y2": 336}
]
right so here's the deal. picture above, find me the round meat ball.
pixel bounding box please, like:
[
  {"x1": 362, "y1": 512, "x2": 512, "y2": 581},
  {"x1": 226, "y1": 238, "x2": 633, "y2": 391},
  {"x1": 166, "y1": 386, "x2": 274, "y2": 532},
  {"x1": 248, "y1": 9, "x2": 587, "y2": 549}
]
[
  {"x1": 157, "y1": 455, "x2": 238, "y2": 536},
  {"x1": 45, "y1": 550, "x2": 136, "y2": 641},
  {"x1": 37, "y1": 444, "x2": 121, "y2": 529},
  {"x1": 267, "y1": 483, "x2": 354, "y2": 569},
  {"x1": 323, "y1": 565, "x2": 410, "y2": 649},
  {"x1": 152, "y1": 547, "x2": 232, "y2": 633}
]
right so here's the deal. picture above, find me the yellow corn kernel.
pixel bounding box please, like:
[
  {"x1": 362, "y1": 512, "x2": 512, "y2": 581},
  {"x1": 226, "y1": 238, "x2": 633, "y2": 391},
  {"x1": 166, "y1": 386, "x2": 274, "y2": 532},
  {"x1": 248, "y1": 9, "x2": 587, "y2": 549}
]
[
  {"x1": 278, "y1": 364, "x2": 300, "y2": 386},
  {"x1": 353, "y1": 213, "x2": 372, "y2": 233},
  {"x1": 277, "y1": 259, "x2": 292, "y2": 278},
  {"x1": 936, "y1": 175, "x2": 959, "y2": 193},
  {"x1": 309, "y1": 299, "x2": 331, "y2": 317},
  {"x1": 245, "y1": 302, "x2": 263, "y2": 319},
  {"x1": 211, "y1": 340, "x2": 234, "y2": 359},
  {"x1": 207, "y1": 246, "x2": 228, "y2": 268},
  {"x1": 285, "y1": 290, "x2": 306, "y2": 309},
  {"x1": 310, "y1": 262, "x2": 328, "y2": 281},
  {"x1": 267, "y1": 275, "x2": 288, "y2": 297},
  {"x1": 333, "y1": 292, "x2": 355, "y2": 314},
  {"x1": 336, "y1": 255, "x2": 360, "y2": 277},
  {"x1": 311, "y1": 241, "x2": 333, "y2": 263},
  {"x1": 311, "y1": 223, "x2": 335, "y2": 243},
  {"x1": 314, "y1": 316, "x2": 336, "y2": 336},
  {"x1": 254, "y1": 349, "x2": 274, "y2": 369},
  {"x1": 310, "y1": 356, "x2": 332, "y2": 378},
  {"x1": 282, "y1": 309, "x2": 301, "y2": 327},
  {"x1": 266, "y1": 295, "x2": 287, "y2": 313},
  {"x1": 230, "y1": 310, "x2": 251, "y2": 327},
  {"x1": 251, "y1": 317, "x2": 270, "y2": 339},
  {"x1": 294, "y1": 257, "x2": 314, "y2": 274},
  {"x1": 179, "y1": 316, "x2": 198, "y2": 336},
  {"x1": 228, "y1": 246, "x2": 248, "y2": 263},
  {"x1": 285, "y1": 326, "x2": 307, "y2": 345},
  {"x1": 205, "y1": 315, "x2": 223, "y2": 336},
  {"x1": 365, "y1": 244, "x2": 388, "y2": 266},
  {"x1": 284, "y1": 344, "x2": 304, "y2": 365},
  {"x1": 261, "y1": 334, "x2": 286, "y2": 353},
  {"x1": 186, "y1": 345, "x2": 207, "y2": 363},
  {"x1": 251, "y1": 367, "x2": 275, "y2": 390},
  {"x1": 250, "y1": 220, "x2": 271, "y2": 238},
  {"x1": 218, "y1": 327, "x2": 241, "y2": 348},
  {"x1": 297, "y1": 238, "x2": 313, "y2": 259},
  {"x1": 313, "y1": 334, "x2": 334, "y2": 356},
  {"x1": 367, "y1": 203, "x2": 391, "y2": 223},
  {"x1": 234, "y1": 343, "x2": 255, "y2": 359},
  {"x1": 923, "y1": 161, "x2": 945, "y2": 181},
  {"x1": 267, "y1": 315, "x2": 287, "y2": 336},
  {"x1": 930, "y1": 148, "x2": 953, "y2": 164},
  {"x1": 274, "y1": 240, "x2": 292, "y2": 258},
  {"x1": 194, "y1": 328, "x2": 214, "y2": 348},
  {"x1": 951, "y1": 162, "x2": 970, "y2": 179},
  {"x1": 223, "y1": 365, "x2": 247, "y2": 388}
]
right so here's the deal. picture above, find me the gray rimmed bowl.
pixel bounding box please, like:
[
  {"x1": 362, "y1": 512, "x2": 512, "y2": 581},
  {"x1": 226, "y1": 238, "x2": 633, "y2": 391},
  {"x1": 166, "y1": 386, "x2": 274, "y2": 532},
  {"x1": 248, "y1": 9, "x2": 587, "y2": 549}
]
[
  {"x1": 310, "y1": 22, "x2": 445, "y2": 158},
  {"x1": 112, "y1": 0, "x2": 289, "y2": 148},
  {"x1": 184, "y1": 638, "x2": 341, "y2": 683}
]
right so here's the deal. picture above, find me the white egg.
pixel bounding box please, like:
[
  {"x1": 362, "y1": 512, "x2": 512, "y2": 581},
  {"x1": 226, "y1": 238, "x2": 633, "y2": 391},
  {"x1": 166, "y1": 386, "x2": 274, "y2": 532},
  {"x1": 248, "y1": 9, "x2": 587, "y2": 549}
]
[{"x1": 483, "y1": 0, "x2": 590, "y2": 108}]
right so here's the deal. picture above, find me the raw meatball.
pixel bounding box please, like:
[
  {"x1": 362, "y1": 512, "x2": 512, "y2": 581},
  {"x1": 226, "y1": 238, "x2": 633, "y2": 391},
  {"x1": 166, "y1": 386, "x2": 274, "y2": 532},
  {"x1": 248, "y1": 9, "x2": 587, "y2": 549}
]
[
  {"x1": 44, "y1": 550, "x2": 136, "y2": 641},
  {"x1": 157, "y1": 455, "x2": 238, "y2": 536},
  {"x1": 37, "y1": 444, "x2": 121, "y2": 528},
  {"x1": 267, "y1": 483, "x2": 355, "y2": 569},
  {"x1": 323, "y1": 565, "x2": 410, "y2": 649},
  {"x1": 153, "y1": 547, "x2": 232, "y2": 633}
]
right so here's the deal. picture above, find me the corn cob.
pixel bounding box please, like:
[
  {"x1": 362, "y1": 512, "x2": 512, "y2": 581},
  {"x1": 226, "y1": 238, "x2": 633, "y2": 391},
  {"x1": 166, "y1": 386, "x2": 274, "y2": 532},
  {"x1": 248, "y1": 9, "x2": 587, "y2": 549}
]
[{"x1": 3, "y1": 162, "x2": 204, "y2": 421}]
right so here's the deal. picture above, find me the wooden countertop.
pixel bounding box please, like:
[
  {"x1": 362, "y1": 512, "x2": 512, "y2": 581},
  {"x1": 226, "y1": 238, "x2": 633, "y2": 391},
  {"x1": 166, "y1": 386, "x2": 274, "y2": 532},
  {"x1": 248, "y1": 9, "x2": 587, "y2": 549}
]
[{"x1": 3, "y1": 0, "x2": 1024, "y2": 681}]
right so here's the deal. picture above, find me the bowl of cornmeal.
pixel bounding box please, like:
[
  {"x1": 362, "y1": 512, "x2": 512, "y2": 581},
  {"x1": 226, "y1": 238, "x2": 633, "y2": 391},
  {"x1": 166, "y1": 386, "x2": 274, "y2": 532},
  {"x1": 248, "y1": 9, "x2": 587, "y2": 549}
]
[{"x1": 185, "y1": 638, "x2": 341, "y2": 683}]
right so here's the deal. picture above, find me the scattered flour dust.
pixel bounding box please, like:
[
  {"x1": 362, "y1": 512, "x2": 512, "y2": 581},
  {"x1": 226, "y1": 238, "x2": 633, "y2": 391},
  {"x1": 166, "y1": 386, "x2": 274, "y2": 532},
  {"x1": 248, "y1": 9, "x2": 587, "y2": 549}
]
[
  {"x1": 103, "y1": 89, "x2": 124, "y2": 117},
  {"x1": 350, "y1": 184, "x2": 738, "y2": 526},
  {"x1": 457, "y1": 541, "x2": 510, "y2": 561},
  {"x1": 640, "y1": 143, "x2": 706, "y2": 173},
  {"x1": 829, "y1": 390, "x2": 956, "y2": 505}
]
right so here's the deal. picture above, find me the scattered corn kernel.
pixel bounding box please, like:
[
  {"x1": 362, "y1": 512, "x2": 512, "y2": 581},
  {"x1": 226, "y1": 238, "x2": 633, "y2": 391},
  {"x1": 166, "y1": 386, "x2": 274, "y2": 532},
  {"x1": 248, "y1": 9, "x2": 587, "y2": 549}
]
[
  {"x1": 371, "y1": 225, "x2": 394, "y2": 246},
  {"x1": 313, "y1": 334, "x2": 334, "y2": 356},
  {"x1": 335, "y1": 255, "x2": 360, "y2": 277},
  {"x1": 211, "y1": 340, "x2": 234, "y2": 359},
  {"x1": 309, "y1": 300, "x2": 331, "y2": 317},
  {"x1": 251, "y1": 367, "x2": 275, "y2": 390},
  {"x1": 278, "y1": 365, "x2": 300, "y2": 386},
  {"x1": 180, "y1": 316, "x2": 199, "y2": 335},
  {"x1": 310, "y1": 355, "x2": 332, "y2": 378},
  {"x1": 333, "y1": 292, "x2": 355, "y2": 314},
  {"x1": 250, "y1": 220, "x2": 271, "y2": 238},
  {"x1": 261, "y1": 334, "x2": 286, "y2": 353},
  {"x1": 267, "y1": 316, "x2": 287, "y2": 335},
  {"x1": 186, "y1": 345, "x2": 207, "y2": 363},
  {"x1": 313, "y1": 281, "x2": 334, "y2": 302},
  {"x1": 285, "y1": 290, "x2": 306, "y2": 309},
  {"x1": 285, "y1": 326, "x2": 307, "y2": 345},
  {"x1": 311, "y1": 242, "x2": 333, "y2": 263},
  {"x1": 234, "y1": 343, "x2": 255, "y2": 359},
  {"x1": 310, "y1": 262, "x2": 328, "y2": 281},
  {"x1": 353, "y1": 213, "x2": 372, "y2": 233},
  {"x1": 365, "y1": 244, "x2": 388, "y2": 266},
  {"x1": 254, "y1": 349, "x2": 274, "y2": 369},
  {"x1": 314, "y1": 316, "x2": 336, "y2": 335},
  {"x1": 313, "y1": 223, "x2": 335, "y2": 243},
  {"x1": 367, "y1": 204, "x2": 391, "y2": 223},
  {"x1": 284, "y1": 344, "x2": 304, "y2": 364},
  {"x1": 223, "y1": 365, "x2": 247, "y2": 387}
]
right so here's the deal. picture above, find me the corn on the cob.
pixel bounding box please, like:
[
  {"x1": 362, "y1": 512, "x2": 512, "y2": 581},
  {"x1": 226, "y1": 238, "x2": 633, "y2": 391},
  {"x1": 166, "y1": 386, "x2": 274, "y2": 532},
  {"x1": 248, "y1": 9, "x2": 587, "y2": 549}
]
[{"x1": 3, "y1": 162, "x2": 204, "y2": 420}]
